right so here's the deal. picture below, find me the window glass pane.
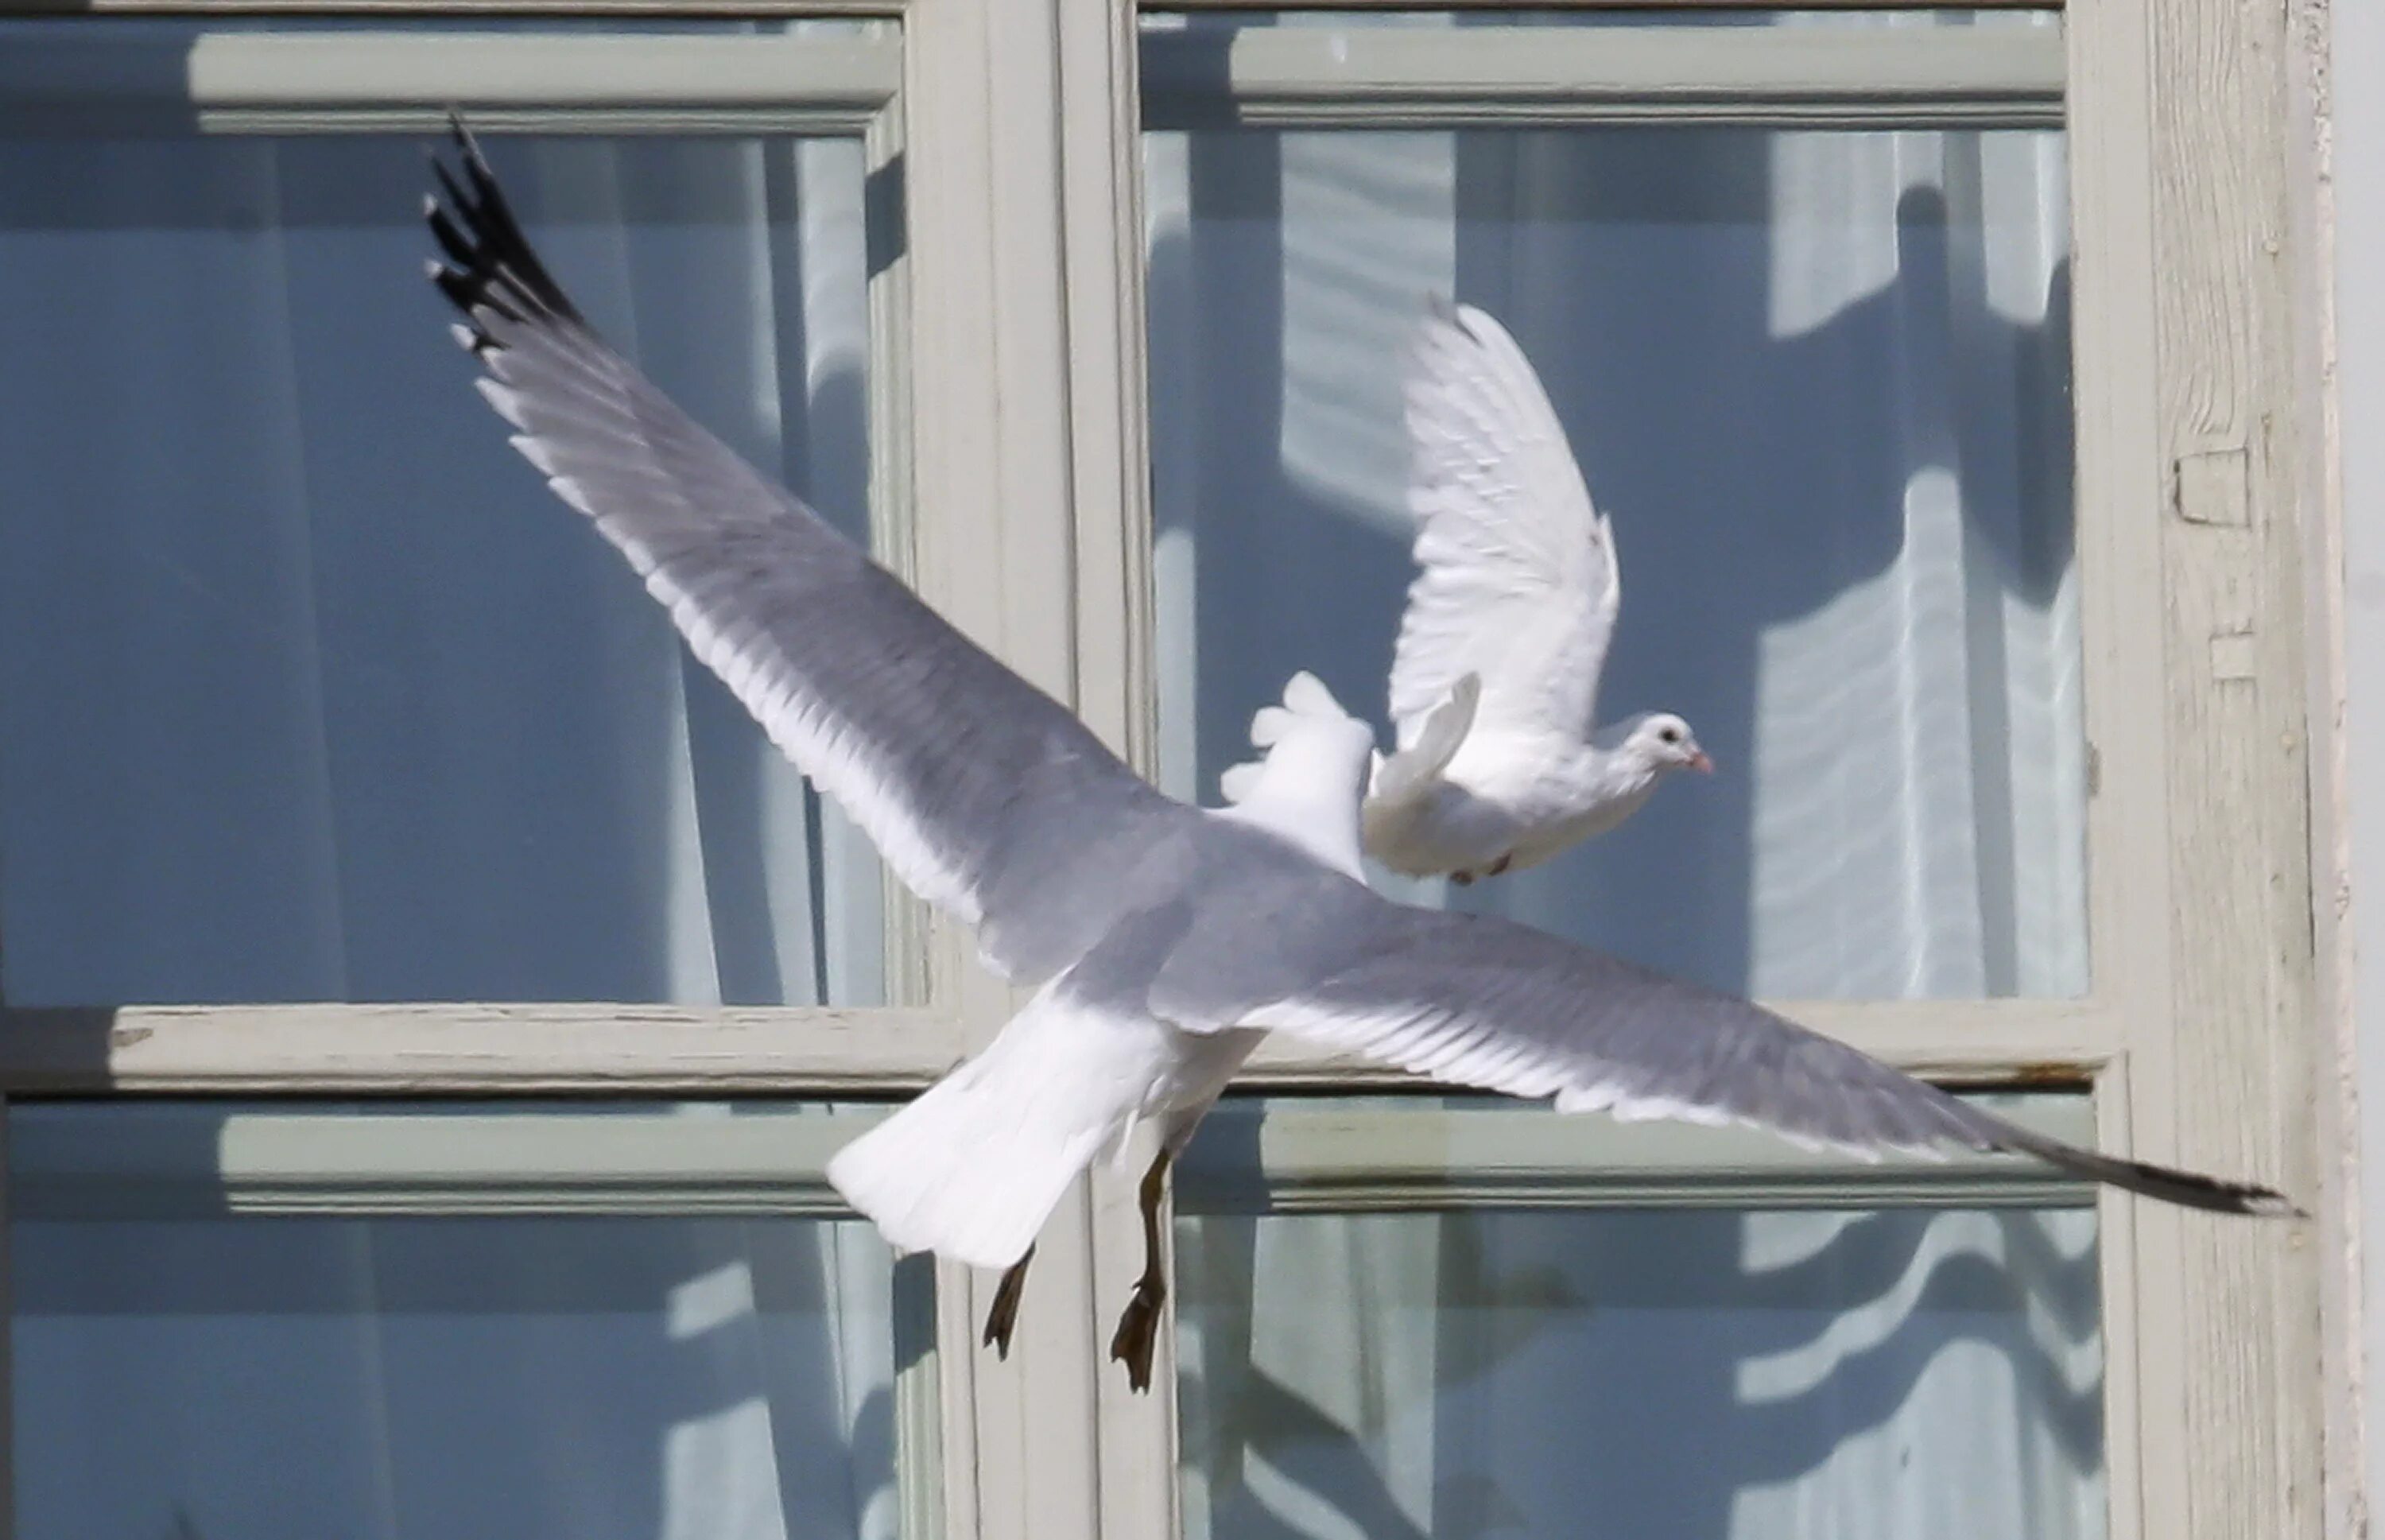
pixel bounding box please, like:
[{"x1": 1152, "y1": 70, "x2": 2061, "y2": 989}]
[
  {"x1": 1143, "y1": 16, "x2": 2082, "y2": 1003},
  {"x1": 1177, "y1": 1193, "x2": 2100, "y2": 1540},
  {"x1": 12, "y1": 1103, "x2": 917, "y2": 1540},
  {"x1": 0, "y1": 33, "x2": 894, "y2": 1007},
  {"x1": 1178, "y1": 1106, "x2": 2108, "y2": 1540}
]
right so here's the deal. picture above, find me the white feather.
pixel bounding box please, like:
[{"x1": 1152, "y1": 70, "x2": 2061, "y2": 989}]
[
  {"x1": 827, "y1": 985, "x2": 1206, "y2": 1270},
  {"x1": 1390, "y1": 301, "x2": 1616, "y2": 747},
  {"x1": 475, "y1": 377, "x2": 529, "y2": 430}
]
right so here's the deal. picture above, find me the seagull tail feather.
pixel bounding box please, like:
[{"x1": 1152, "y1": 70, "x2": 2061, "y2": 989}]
[{"x1": 828, "y1": 1004, "x2": 1125, "y2": 1270}]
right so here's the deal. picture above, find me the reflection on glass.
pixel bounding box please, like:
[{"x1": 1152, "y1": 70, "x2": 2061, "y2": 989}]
[
  {"x1": 1177, "y1": 1204, "x2": 2102, "y2": 1540},
  {"x1": 16, "y1": 1213, "x2": 901, "y2": 1540},
  {"x1": 0, "y1": 99, "x2": 886, "y2": 1006},
  {"x1": 0, "y1": 108, "x2": 892, "y2": 1006},
  {"x1": 1145, "y1": 82, "x2": 2083, "y2": 1001}
]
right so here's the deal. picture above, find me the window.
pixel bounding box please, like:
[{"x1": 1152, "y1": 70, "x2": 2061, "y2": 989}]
[{"x1": 0, "y1": 4, "x2": 2321, "y2": 1540}]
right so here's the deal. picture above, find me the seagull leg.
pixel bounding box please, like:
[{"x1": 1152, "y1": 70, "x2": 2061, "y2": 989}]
[
  {"x1": 983, "y1": 1245, "x2": 1034, "y2": 1358},
  {"x1": 1108, "y1": 1146, "x2": 1175, "y2": 1393},
  {"x1": 1486, "y1": 853, "x2": 1513, "y2": 878},
  {"x1": 1451, "y1": 871, "x2": 1475, "y2": 887}
]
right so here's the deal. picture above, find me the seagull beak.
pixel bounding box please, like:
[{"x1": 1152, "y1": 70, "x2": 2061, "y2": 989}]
[{"x1": 1688, "y1": 751, "x2": 1715, "y2": 774}]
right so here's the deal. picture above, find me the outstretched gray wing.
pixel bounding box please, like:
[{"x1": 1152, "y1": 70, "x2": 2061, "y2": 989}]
[
  {"x1": 425, "y1": 127, "x2": 1181, "y2": 982},
  {"x1": 1149, "y1": 879, "x2": 2294, "y2": 1217}
]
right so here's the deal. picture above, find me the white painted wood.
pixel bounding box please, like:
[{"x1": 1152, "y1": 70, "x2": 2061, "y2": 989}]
[
  {"x1": 0, "y1": 1005, "x2": 966, "y2": 1092},
  {"x1": 863, "y1": 97, "x2": 941, "y2": 1013},
  {"x1": 6, "y1": 1104, "x2": 887, "y2": 1217},
  {"x1": 906, "y1": 0, "x2": 1110, "y2": 1532},
  {"x1": 1063, "y1": 0, "x2": 1161, "y2": 781},
  {"x1": 2126, "y1": 0, "x2": 2326, "y2": 1532},
  {"x1": 1146, "y1": 0, "x2": 2055, "y2": 9},
  {"x1": 1140, "y1": 25, "x2": 2064, "y2": 129},
  {"x1": 2092, "y1": 1059, "x2": 2147, "y2": 1540},
  {"x1": 0, "y1": 30, "x2": 901, "y2": 134},
  {"x1": 1242, "y1": 998, "x2": 2130, "y2": 1085},
  {"x1": 1049, "y1": 2, "x2": 1183, "y2": 1529},
  {"x1": 2316, "y1": 0, "x2": 2385, "y2": 1534},
  {"x1": 15, "y1": 0, "x2": 898, "y2": 12},
  {"x1": 2287, "y1": 1, "x2": 2360, "y2": 1515},
  {"x1": 1175, "y1": 1095, "x2": 2102, "y2": 1212}
]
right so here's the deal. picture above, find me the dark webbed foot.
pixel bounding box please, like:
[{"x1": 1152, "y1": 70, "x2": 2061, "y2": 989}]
[
  {"x1": 1111, "y1": 1142, "x2": 1177, "y2": 1393},
  {"x1": 983, "y1": 1246, "x2": 1034, "y2": 1358},
  {"x1": 1486, "y1": 853, "x2": 1513, "y2": 877},
  {"x1": 1109, "y1": 1275, "x2": 1166, "y2": 1393},
  {"x1": 1451, "y1": 870, "x2": 1475, "y2": 886}
]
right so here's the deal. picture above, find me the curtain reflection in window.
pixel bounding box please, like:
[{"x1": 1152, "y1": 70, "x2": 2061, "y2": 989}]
[
  {"x1": 0, "y1": 127, "x2": 884, "y2": 1007},
  {"x1": 1177, "y1": 1204, "x2": 2101, "y2": 1540},
  {"x1": 12, "y1": 1105, "x2": 908, "y2": 1540}
]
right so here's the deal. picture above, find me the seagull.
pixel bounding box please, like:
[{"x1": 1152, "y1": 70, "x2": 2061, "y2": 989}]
[
  {"x1": 1224, "y1": 300, "x2": 1708, "y2": 886},
  {"x1": 424, "y1": 127, "x2": 2298, "y2": 1393}
]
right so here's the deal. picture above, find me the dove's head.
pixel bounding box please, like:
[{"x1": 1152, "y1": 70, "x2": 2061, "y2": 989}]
[{"x1": 1615, "y1": 712, "x2": 1713, "y2": 778}]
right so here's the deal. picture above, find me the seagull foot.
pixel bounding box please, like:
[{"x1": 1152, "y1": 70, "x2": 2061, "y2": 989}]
[
  {"x1": 1109, "y1": 1278, "x2": 1165, "y2": 1393},
  {"x1": 983, "y1": 1249, "x2": 1034, "y2": 1359},
  {"x1": 1451, "y1": 871, "x2": 1475, "y2": 887},
  {"x1": 1486, "y1": 854, "x2": 1513, "y2": 878}
]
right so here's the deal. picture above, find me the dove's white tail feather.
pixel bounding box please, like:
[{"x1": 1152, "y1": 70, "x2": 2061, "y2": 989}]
[{"x1": 828, "y1": 995, "x2": 1141, "y2": 1270}]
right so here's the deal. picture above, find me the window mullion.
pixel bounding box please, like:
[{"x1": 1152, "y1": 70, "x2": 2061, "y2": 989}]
[
  {"x1": 1138, "y1": 23, "x2": 2064, "y2": 130},
  {"x1": 1051, "y1": 2, "x2": 1181, "y2": 1533},
  {"x1": 1178, "y1": 1094, "x2": 2104, "y2": 1213},
  {"x1": 907, "y1": 0, "x2": 1111, "y2": 1534},
  {"x1": 1240, "y1": 998, "x2": 2131, "y2": 1089},
  {"x1": 0, "y1": 29, "x2": 901, "y2": 134},
  {"x1": 0, "y1": 1004, "x2": 967, "y2": 1095},
  {"x1": 2069, "y1": 0, "x2": 2321, "y2": 1532}
]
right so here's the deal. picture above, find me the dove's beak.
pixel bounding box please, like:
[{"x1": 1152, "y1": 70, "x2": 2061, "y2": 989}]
[{"x1": 1689, "y1": 751, "x2": 1715, "y2": 774}]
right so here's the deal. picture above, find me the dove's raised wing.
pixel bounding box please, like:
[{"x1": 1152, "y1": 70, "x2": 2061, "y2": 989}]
[{"x1": 1389, "y1": 300, "x2": 1618, "y2": 747}]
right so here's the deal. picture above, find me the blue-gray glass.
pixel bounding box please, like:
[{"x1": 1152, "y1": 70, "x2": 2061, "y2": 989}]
[
  {"x1": 15, "y1": 1212, "x2": 901, "y2": 1540},
  {"x1": 1144, "y1": 85, "x2": 2084, "y2": 1000},
  {"x1": 0, "y1": 99, "x2": 886, "y2": 1004},
  {"x1": 1174, "y1": 1204, "x2": 2103, "y2": 1540}
]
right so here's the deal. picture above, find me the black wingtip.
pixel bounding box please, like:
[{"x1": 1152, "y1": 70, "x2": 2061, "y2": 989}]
[
  {"x1": 2014, "y1": 1131, "x2": 2305, "y2": 1220},
  {"x1": 423, "y1": 110, "x2": 584, "y2": 347},
  {"x1": 2118, "y1": 1162, "x2": 2306, "y2": 1220}
]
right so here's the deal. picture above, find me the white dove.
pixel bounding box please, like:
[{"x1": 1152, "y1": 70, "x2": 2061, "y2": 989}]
[{"x1": 1225, "y1": 300, "x2": 1710, "y2": 885}]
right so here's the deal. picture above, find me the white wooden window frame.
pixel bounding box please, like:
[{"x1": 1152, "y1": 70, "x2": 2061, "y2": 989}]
[{"x1": 0, "y1": 3, "x2": 2326, "y2": 1540}]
